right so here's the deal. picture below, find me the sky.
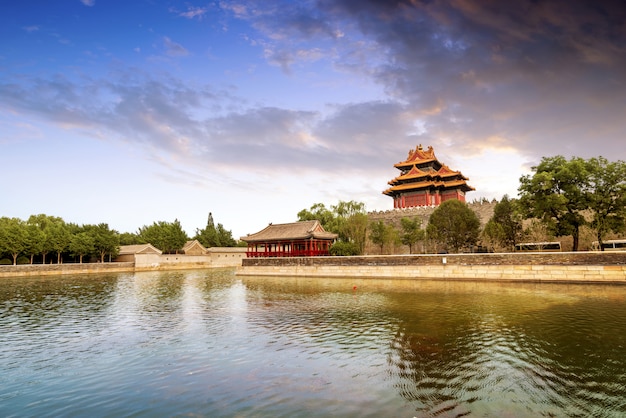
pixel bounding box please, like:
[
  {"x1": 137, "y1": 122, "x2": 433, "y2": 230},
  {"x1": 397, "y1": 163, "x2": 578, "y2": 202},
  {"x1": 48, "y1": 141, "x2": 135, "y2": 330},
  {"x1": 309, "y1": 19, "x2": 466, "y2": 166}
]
[{"x1": 2, "y1": 0, "x2": 625, "y2": 239}]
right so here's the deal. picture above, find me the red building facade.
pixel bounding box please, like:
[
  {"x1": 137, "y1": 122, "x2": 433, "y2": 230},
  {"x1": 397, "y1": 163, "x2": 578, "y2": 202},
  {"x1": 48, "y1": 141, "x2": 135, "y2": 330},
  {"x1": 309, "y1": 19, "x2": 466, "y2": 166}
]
[
  {"x1": 241, "y1": 220, "x2": 338, "y2": 257},
  {"x1": 383, "y1": 144, "x2": 474, "y2": 208}
]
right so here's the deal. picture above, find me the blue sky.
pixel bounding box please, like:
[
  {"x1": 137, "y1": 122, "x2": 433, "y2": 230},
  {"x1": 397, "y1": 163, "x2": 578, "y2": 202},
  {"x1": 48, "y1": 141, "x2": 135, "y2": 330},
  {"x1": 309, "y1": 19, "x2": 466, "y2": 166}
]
[{"x1": 2, "y1": 0, "x2": 625, "y2": 238}]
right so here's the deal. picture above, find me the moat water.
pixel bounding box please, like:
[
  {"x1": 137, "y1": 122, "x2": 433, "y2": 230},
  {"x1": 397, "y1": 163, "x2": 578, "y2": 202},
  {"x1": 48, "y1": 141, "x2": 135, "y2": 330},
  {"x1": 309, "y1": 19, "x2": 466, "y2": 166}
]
[{"x1": 1, "y1": 269, "x2": 625, "y2": 417}]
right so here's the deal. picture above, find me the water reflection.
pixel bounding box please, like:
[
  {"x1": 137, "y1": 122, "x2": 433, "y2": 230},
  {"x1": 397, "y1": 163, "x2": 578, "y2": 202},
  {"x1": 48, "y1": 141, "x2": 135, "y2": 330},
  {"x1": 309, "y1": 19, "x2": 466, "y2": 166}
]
[{"x1": 0, "y1": 271, "x2": 625, "y2": 417}]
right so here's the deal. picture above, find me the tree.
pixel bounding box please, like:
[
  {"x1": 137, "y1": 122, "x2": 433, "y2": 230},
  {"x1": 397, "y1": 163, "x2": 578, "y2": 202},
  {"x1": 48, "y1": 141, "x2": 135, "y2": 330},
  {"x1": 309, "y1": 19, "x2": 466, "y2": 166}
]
[
  {"x1": 585, "y1": 157, "x2": 626, "y2": 250},
  {"x1": 47, "y1": 219, "x2": 71, "y2": 264},
  {"x1": 69, "y1": 231, "x2": 95, "y2": 263},
  {"x1": 400, "y1": 217, "x2": 425, "y2": 254},
  {"x1": 329, "y1": 241, "x2": 360, "y2": 256},
  {"x1": 483, "y1": 195, "x2": 523, "y2": 251},
  {"x1": 119, "y1": 231, "x2": 142, "y2": 245},
  {"x1": 369, "y1": 220, "x2": 398, "y2": 254},
  {"x1": 139, "y1": 219, "x2": 189, "y2": 253},
  {"x1": 28, "y1": 214, "x2": 65, "y2": 264},
  {"x1": 426, "y1": 200, "x2": 480, "y2": 253},
  {"x1": 518, "y1": 156, "x2": 588, "y2": 251},
  {"x1": 297, "y1": 203, "x2": 335, "y2": 230},
  {"x1": 88, "y1": 223, "x2": 120, "y2": 262},
  {"x1": 24, "y1": 222, "x2": 44, "y2": 264},
  {"x1": 215, "y1": 223, "x2": 237, "y2": 247},
  {"x1": 0, "y1": 217, "x2": 26, "y2": 265},
  {"x1": 482, "y1": 219, "x2": 505, "y2": 252},
  {"x1": 298, "y1": 200, "x2": 368, "y2": 255},
  {"x1": 195, "y1": 213, "x2": 237, "y2": 247}
]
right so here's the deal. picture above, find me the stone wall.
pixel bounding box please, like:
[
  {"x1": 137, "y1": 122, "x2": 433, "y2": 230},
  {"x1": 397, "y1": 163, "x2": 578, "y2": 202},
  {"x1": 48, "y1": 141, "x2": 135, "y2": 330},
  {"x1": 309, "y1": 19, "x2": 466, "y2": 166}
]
[
  {"x1": 0, "y1": 248, "x2": 248, "y2": 277},
  {"x1": 365, "y1": 201, "x2": 497, "y2": 254},
  {"x1": 134, "y1": 248, "x2": 247, "y2": 270},
  {"x1": 0, "y1": 262, "x2": 135, "y2": 278},
  {"x1": 237, "y1": 252, "x2": 626, "y2": 283}
]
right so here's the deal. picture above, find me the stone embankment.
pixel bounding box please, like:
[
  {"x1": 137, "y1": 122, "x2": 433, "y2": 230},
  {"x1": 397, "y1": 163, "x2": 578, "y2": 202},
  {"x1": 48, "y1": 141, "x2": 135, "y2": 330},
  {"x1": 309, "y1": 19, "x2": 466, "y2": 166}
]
[
  {"x1": 0, "y1": 262, "x2": 135, "y2": 278},
  {"x1": 237, "y1": 252, "x2": 626, "y2": 284}
]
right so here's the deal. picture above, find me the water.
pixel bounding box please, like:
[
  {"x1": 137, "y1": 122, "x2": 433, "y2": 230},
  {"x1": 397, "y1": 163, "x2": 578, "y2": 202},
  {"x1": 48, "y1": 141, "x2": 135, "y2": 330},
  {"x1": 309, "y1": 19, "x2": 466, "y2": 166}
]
[{"x1": 1, "y1": 269, "x2": 625, "y2": 417}]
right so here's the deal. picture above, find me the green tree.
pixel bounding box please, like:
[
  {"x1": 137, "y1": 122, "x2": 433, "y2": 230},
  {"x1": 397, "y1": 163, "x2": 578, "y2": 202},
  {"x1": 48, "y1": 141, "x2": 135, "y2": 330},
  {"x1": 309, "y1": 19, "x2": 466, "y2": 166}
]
[
  {"x1": 88, "y1": 223, "x2": 120, "y2": 262},
  {"x1": 426, "y1": 200, "x2": 481, "y2": 253},
  {"x1": 28, "y1": 214, "x2": 65, "y2": 264},
  {"x1": 139, "y1": 219, "x2": 189, "y2": 253},
  {"x1": 69, "y1": 231, "x2": 95, "y2": 263},
  {"x1": 586, "y1": 157, "x2": 626, "y2": 250},
  {"x1": 0, "y1": 217, "x2": 26, "y2": 265},
  {"x1": 47, "y1": 219, "x2": 71, "y2": 264},
  {"x1": 483, "y1": 195, "x2": 523, "y2": 251},
  {"x1": 119, "y1": 231, "x2": 142, "y2": 245},
  {"x1": 329, "y1": 241, "x2": 360, "y2": 256},
  {"x1": 24, "y1": 222, "x2": 44, "y2": 264},
  {"x1": 518, "y1": 156, "x2": 588, "y2": 251},
  {"x1": 400, "y1": 217, "x2": 425, "y2": 254},
  {"x1": 482, "y1": 219, "x2": 505, "y2": 252},
  {"x1": 298, "y1": 200, "x2": 368, "y2": 255},
  {"x1": 369, "y1": 220, "x2": 399, "y2": 254},
  {"x1": 215, "y1": 223, "x2": 237, "y2": 247},
  {"x1": 195, "y1": 213, "x2": 237, "y2": 247}
]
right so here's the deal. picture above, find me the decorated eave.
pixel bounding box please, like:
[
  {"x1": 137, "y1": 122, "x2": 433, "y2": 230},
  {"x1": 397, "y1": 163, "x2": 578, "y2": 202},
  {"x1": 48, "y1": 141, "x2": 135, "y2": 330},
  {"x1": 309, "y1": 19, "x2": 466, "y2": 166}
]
[
  {"x1": 383, "y1": 179, "x2": 475, "y2": 195},
  {"x1": 387, "y1": 164, "x2": 469, "y2": 186},
  {"x1": 393, "y1": 144, "x2": 439, "y2": 169},
  {"x1": 240, "y1": 220, "x2": 338, "y2": 243}
]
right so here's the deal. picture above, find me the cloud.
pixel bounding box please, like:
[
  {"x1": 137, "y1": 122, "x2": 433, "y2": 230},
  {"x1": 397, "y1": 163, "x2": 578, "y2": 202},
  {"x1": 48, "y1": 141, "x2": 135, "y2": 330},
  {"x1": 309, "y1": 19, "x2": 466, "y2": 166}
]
[
  {"x1": 163, "y1": 37, "x2": 189, "y2": 57},
  {"x1": 80, "y1": 0, "x2": 95, "y2": 6},
  {"x1": 175, "y1": 6, "x2": 209, "y2": 20},
  {"x1": 4, "y1": 0, "x2": 626, "y2": 207},
  {"x1": 219, "y1": 0, "x2": 626, "y2": 165}
]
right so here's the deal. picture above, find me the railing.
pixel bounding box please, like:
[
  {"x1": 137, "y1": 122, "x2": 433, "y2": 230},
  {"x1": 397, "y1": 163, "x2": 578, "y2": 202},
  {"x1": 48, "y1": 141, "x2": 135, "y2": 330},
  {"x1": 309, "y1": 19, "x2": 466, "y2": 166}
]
[{"x1": 246, "y1": 250, "x2": 329, "y2": 258}]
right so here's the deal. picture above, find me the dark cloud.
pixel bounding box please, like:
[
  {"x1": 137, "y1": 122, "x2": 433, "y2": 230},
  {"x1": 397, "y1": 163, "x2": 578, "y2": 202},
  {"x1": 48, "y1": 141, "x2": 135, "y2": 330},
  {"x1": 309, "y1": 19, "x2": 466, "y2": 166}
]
[{"x1": 235, "y1": 0, "x2": 626, "y2": 161}]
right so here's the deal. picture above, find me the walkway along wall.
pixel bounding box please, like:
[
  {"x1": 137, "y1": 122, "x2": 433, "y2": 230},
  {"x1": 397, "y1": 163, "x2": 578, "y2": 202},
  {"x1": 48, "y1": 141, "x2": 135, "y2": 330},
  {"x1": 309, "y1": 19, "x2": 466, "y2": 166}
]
[{"x1": 237, "y1": 252, "x2": 626, "y2": 284}]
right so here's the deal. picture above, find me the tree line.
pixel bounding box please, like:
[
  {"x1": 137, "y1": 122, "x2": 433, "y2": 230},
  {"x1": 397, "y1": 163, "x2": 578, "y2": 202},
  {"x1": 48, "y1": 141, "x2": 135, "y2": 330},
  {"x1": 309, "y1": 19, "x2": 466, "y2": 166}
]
[
  {"x1": 0, "y1": 212, "x2": 239, "y2": 265},
  {"x1": 3, "y1": 154, "x2": 624, "y2": 263},
  {"x1": 300, "y1": 155, "x2": 626, "y2": 255}
]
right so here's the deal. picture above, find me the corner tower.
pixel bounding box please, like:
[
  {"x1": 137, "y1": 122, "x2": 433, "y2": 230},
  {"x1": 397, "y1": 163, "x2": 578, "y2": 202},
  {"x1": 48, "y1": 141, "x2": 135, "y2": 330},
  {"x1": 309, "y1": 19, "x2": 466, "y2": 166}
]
[{"x1": 383, "y1": 144, "x2": 474, "y2": 208}]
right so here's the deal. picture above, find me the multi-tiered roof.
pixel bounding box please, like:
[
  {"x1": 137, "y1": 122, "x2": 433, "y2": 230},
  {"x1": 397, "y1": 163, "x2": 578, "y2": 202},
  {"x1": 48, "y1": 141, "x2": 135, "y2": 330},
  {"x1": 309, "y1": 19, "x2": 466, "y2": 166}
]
[{"x1": 383, "y1": 144, "x2": 474, "y2": 208}]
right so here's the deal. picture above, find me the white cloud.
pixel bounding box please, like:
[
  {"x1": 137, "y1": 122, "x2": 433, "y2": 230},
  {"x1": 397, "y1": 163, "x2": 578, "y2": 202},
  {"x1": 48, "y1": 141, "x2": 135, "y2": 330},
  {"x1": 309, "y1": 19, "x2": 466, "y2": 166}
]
[{"x1": 163, "y1": 37, "x2": 189, "y2": 57}]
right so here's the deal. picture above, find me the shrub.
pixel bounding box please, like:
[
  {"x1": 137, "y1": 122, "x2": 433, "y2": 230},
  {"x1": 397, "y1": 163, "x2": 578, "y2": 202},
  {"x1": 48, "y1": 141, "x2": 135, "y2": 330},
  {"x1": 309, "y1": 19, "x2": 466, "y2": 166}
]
[{"x1": 329, "y1": 241, "x2": 360, "y2": 256}]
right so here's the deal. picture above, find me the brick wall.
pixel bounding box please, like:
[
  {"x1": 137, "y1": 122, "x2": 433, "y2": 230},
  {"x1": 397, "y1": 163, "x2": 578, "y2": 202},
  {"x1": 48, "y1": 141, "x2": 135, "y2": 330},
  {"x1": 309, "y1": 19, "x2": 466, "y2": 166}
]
[{"x1": 238, "y1": 252, "x2": 626, "y2": 283}]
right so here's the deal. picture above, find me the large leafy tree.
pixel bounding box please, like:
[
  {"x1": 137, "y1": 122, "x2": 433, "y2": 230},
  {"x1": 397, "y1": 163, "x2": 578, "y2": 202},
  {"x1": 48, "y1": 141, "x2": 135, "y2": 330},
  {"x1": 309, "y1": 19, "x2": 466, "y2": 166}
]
[
  {"x1": 69, "y1": 231, "x2": 95, "y2": 263},
  {"x1": 400, "y1": 217, "x2": 425, "y2": 254},
  {"x1": 297, "y1": 203, "x2": 335, "y2": 230},
  {"x1": 47, "y1": 219, "x2": 71, "y2": 264},
  {"x1": 482, "y1": 195, "x2": 523, "y2": 251},
  {"x1": 88, "y1": 223, "x2": 120, "y2": 262},
  {"x1": 369, "y1": 220, "x2": 398, "y2": 254},
  {"x1": 518, "y1": 156, "x2": 588, "y2": 251},
  {"x1": 585, "y1": 157, "x2": 626, "y2": 249},
  {"x1": 194, "y1": 213, "x2": 236, "y2": 247},
  {"x1": 427, "y1": 200, "x2": 480, "y2": 253},
  {"x1": 139, "y1": 219, "x2": 189, "y2": 253},
  {"x1": 0, "y1": 217, "x2": 26, "y2": 265},
  {"x1": 27, "y1": 214, "x2": 66, "y2": 264},
  {"x1": 298, "y1": 200, "x2": 368, "y2": 254},
  {"x1": 24, "y1": 222, "x2": 44, "y2": 264}
]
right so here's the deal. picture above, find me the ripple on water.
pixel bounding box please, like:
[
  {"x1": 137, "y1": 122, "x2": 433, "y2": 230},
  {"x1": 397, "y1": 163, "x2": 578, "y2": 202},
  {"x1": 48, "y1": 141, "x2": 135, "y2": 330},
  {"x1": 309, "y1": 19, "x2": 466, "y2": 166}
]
[{"x1": 1, "y1": 274, "x2": 626, "y2": 417}]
